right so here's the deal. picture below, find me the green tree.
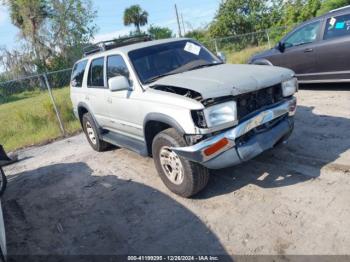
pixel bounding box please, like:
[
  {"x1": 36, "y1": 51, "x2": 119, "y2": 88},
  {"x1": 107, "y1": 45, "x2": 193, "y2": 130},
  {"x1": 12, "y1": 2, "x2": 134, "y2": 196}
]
[
  {"x1": 209, "y1": 0, "x2": 276, "y2": 37},
  {"x1": 2, "y1": 0, "x2": 97, "y2": 72},
  {"x1": 280, "y1": 0, "x2": 321, "y2": 26},
  {"x1": 148, "y1": 25, "x2": 173, "y2": 39},
  {"x1": 123, "y1": 5, "x2": 148, "y2": 34},
  {"x1": 185, "y1": 29, "x2": 210, "y2": 43},
  {"x1": 6, "y1": 0, "x2": 50, "y2": 70},
  {"x1": 317, "y1": 0, "x2": 350, "y2": 15}
]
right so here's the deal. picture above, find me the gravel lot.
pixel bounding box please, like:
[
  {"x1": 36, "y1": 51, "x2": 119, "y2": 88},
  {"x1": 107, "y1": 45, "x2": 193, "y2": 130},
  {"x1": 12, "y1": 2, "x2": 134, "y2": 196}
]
[{"x1": 3, "y1": 85, "x2": 350, "y2": 256}]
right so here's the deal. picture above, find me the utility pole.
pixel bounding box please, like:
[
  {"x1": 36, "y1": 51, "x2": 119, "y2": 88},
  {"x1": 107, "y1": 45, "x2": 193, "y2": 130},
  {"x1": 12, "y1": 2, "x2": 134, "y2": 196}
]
[
  {"x1": 181, "y1": 13, "x2": 186, "y2": 36},
  {"x1": 175, "y1": 4, "x2": 182, "y2": 37}
]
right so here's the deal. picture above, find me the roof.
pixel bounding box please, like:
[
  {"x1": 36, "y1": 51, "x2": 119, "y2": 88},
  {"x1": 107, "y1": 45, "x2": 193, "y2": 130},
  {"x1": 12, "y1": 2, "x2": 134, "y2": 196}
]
[
  {"x1": 80, "y1": 38, "x2": 191, "y2": 61},
  {"x1": 306, "y1": 5, "x2": 350, "y2": 23}
]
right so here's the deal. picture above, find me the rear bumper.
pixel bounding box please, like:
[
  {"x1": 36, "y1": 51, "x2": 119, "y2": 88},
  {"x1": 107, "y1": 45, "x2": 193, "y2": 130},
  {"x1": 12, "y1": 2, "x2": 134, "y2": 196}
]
[{"x1": 172, "y1": 97, "x2": 296, "y2": 169}]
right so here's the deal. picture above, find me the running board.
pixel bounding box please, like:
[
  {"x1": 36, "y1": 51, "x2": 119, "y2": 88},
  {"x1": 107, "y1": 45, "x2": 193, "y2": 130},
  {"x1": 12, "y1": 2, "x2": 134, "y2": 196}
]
[{"x1": 101, "y1": 131, "x2": 148, "y2": 156}]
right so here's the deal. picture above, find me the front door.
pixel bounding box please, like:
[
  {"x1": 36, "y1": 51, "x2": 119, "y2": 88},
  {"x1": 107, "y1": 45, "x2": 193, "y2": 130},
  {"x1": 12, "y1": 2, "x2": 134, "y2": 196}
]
[
  {"x1": 270, "y1": 20, "x2": 321, "y2": 81},
  {"x1": 106, "y1": 55, "x2": 143, "y2": 139}
]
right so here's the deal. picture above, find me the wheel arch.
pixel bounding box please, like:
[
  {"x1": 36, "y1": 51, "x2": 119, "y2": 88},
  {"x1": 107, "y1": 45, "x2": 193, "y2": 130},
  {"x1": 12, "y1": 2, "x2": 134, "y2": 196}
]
[
  {"x1": 143, "y1": 113, "x2": 186, "y2": 156},
  {"x1": 77, "y1": 102, "x2": 101, "y2": 131}
]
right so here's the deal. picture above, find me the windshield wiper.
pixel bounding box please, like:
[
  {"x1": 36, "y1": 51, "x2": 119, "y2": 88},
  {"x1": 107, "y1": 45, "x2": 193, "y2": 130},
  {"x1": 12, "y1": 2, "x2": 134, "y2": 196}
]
[{"x1": 188, "y1": 62, "x2": 223, "y2": 71}]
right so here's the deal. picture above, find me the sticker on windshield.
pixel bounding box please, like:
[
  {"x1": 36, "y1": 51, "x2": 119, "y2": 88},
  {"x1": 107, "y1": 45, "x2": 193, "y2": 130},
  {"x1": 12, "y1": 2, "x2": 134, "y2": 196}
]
[
  {"x1": 184, "y1": 42, "x2": 201, "y2": 55},
  {"x1": 329, "y1": 17, "x2": 336, "y2": 26}
]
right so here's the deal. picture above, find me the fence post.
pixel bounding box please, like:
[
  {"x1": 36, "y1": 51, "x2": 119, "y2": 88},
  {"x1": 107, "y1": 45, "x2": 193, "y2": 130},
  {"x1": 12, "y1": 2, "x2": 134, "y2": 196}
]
[
  {"x1": 43, "y1": 73, "x2": 66, "y2": 136},
  {"x1": 214, "y1": 39, "x2": 219, "y2": 54},
  {"x1": 266, "y1": 30, "x2": 271, "y2": 48}
]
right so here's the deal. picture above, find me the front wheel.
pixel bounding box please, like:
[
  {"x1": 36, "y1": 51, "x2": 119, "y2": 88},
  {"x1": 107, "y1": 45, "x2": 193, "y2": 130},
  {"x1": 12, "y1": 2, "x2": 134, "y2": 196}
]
[{"x1": 152, "y1": 128, "x2": 209, "y2": 198}]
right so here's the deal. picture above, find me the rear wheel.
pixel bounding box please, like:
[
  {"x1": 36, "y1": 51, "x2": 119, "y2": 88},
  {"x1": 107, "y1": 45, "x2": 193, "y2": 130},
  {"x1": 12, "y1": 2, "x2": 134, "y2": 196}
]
[
  {"x1": 82, "y1": 113, "x2": 109, "y2": 152},
  {"x1": 152, "y1": 128, "x2": 209, "y2": 198}
]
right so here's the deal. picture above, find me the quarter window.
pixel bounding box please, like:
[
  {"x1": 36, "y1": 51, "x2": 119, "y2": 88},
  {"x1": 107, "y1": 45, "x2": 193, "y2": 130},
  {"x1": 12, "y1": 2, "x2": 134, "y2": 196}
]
[
  {"x1": 284, "y1": 21, "x2": 320, "y2": 48},
  {"x1": 88, "y1": 57, "x2": 105, "y2": 87},
  {"x1": 324, "y1": 14, "x2": 350, "y2": 40},
  {"x1": 107, "y1": 55, "x2": 130, "y2": 81},
  {"x1": 71, "y1": 60, "x2": 87, "y2": 87}
]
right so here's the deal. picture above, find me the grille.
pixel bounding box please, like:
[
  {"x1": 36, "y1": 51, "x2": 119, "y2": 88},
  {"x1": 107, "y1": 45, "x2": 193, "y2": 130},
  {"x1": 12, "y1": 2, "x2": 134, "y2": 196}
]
[{"x1": 236, "y1": 84, "x2": 283, "y2": 120}]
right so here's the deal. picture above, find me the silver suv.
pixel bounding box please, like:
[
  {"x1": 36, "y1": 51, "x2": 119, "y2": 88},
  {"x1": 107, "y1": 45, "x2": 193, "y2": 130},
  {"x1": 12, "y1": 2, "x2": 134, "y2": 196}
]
[{"x1": 70, "y1": 36, "x2": 298, "y2": 198}]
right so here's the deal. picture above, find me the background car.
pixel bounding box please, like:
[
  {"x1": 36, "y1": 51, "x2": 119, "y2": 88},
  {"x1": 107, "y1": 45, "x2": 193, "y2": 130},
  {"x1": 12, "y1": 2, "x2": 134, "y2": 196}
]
[{"x1": 249, "y1": 5, "x2": 350, "y2": 83}]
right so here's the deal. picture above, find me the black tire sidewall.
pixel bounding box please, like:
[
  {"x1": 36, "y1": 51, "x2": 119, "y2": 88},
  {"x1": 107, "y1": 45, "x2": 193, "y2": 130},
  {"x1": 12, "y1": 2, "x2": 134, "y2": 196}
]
[
  {"x1": 82, "y1": 113, "x2": 103, "y2": 151},
  {"x1": 152, "y1": 129, "x2": 208, "y2": 197}
]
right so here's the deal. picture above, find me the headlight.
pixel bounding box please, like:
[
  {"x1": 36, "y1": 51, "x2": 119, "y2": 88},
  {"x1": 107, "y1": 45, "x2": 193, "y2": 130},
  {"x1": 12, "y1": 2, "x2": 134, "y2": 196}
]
[
  {"x1": 282, "y1": 77, "x2": 298, "y2": 97},
  {"x1": 203, "y1": 101, "x2": 237, "y2": 128}
]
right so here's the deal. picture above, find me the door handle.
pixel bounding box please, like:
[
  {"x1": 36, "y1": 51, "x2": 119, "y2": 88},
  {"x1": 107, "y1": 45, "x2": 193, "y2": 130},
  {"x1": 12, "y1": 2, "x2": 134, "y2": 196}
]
[
  {"x1": 85, "y1": 95, "x2": 89, "y2": 101},
  {"x1": 304, "y1": 48, "x2": 313, "y2": 53},
  {"x1": 107, "y1": 97, "x2": 112, "y2": 103}
]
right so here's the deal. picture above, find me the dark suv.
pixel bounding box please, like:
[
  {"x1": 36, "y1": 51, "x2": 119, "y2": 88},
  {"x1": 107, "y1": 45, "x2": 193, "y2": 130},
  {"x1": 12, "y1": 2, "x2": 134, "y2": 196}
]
[{"x1": 249, "y1": 5, "x2": 350, "y2": 83}]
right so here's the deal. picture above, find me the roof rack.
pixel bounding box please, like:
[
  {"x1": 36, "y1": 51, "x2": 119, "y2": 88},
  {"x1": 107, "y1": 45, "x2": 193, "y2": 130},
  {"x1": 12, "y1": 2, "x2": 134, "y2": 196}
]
[
  {"x1": 329, "y1": 5, "x2": 350, "y2": 13},
  {"x1": 83, "y1": 34, "x2": 153, "y2": 56}
]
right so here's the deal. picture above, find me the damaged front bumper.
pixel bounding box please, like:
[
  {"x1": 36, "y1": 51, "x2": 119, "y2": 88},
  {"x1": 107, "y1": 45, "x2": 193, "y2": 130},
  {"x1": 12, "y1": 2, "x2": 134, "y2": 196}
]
[{"x1": 172, "y1": 97, "x2": 296, "y2": 169}]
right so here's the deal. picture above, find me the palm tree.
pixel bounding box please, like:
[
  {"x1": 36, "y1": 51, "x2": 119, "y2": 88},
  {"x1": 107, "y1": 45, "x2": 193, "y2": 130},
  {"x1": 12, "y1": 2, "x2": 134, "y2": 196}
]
[{"x1": 123, "y1": 5, "x2": 148, "y2": 34}]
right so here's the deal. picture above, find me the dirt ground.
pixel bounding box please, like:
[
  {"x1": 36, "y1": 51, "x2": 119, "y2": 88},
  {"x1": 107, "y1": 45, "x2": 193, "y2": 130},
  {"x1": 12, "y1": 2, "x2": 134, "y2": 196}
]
[{"x1": 3, "y1": 85, "x2": 350, "y2": 256}]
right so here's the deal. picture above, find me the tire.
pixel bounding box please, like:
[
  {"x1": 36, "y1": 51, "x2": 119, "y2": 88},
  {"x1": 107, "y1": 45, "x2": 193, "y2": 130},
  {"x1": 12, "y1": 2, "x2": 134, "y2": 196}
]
[
  {"x1": 82, "y1": 113, "x2": 109, "y2": 152},
  {"x1": 152, "y1": 128, "x2": 209, "y2": 198}
]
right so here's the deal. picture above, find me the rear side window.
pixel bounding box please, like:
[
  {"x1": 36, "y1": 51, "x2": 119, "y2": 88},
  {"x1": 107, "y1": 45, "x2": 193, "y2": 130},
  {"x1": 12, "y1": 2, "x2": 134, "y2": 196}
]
[
  {"x1": 324, "y1": 14, "x2": 350, "y2": 40},
  {"x1": 88, "y1": 57, "x2": 105, "y2": 87},
  {"x1": 107, "y1": 55, "x2": 129, "y2": 82},
  {"x1": 71, "y1": 60, "x2": 87, "y2": 87}
]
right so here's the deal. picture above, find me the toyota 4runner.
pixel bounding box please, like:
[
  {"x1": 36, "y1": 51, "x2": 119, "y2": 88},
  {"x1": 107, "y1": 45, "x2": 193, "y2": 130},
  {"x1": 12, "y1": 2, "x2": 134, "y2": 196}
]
[{"x1": 70, "y1": 36, "x2": 298, "y2": 198}]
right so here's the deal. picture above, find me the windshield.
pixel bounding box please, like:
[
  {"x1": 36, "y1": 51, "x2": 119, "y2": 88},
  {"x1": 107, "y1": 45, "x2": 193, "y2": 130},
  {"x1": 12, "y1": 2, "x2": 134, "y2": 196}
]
[{"x1": 128, "y1": 40, "x2": 221, "y2": 84}]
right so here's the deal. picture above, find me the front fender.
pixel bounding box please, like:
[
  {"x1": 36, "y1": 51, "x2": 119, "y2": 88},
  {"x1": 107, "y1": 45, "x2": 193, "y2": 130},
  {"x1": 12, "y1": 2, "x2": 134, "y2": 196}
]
[{"x1": 143, "y1": 113, "x2": 186, "y2": 135}]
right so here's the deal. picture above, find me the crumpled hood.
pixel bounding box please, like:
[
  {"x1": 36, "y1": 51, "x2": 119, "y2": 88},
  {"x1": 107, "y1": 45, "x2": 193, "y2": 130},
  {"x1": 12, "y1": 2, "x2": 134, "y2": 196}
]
[{"x1": 152, "y1": 64, "x2": 294, "y2": 99}]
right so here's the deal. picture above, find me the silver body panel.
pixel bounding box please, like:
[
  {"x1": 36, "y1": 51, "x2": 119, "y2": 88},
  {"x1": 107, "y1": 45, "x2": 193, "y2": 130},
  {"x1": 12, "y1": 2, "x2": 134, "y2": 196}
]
[
  {"x1": 70, "y1": 38, "x2": 296, "y2": 167},
  {"x1": 153, "y1": 64, "x2": 294, "y2": 99}
]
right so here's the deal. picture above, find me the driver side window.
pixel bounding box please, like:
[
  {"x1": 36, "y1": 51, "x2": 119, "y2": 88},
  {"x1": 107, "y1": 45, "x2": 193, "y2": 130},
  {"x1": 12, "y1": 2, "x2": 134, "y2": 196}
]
[{"x1": 285, "y1": 21, "x2": 320, "y2": 48}]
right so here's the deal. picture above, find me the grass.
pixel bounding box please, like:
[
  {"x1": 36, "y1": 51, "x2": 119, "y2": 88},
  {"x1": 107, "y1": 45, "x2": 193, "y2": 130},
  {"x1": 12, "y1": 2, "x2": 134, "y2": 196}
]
[
  {"x1": 0, "y1": 87, "x2": 81, "y2": 152},
  {"x1": 226, "y1": 45, "x2": 270, "y2": 64}
]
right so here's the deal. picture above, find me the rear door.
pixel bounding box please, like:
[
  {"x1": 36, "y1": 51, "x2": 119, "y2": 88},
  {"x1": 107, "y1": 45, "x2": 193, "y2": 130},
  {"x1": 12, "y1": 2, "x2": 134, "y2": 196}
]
[
  {"x1": 312, "y1": 13, "x2": 350, "y2": 81},
  {"x1": 85, "y1": 57, "x2": 110, "y2": 128},
  {"x1": 270, "y1": 20, "x2": 321, "y2": 80},
  {"x1": 70, "y1": 59, "x2": 88, "y2": 114}
]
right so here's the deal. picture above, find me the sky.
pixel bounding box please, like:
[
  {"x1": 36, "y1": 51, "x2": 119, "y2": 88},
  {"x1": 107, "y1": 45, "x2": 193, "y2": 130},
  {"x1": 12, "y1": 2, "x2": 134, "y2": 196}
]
[{"x1": 0, "y1": 0, "x2": 220, "y2": 48}]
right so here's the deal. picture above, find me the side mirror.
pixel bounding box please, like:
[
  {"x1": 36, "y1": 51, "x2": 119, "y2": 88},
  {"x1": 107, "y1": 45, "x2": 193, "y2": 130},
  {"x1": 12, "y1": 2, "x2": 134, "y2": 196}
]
[
  {"x1": 216, "y1": 52, "x2": 227, "y2": 63},
  {"x1": 108, "y1": 76, "x2": 131, "y2": 92},
  {"x1": 277, "y1": 41, "x2": 285, "y2": 53}
]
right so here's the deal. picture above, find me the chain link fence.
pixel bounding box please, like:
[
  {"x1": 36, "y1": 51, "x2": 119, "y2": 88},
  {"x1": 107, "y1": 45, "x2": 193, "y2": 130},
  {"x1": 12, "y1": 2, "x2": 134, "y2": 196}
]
[
  {"x1": 0, "y1": 26, "x2": 294, "y2": 152},
  {"x1": 202, "y1": 26, "x2": 293, "y2": 63},
  {"x1": 0, "y1": 68, "x2": 81, "y2": 152}
]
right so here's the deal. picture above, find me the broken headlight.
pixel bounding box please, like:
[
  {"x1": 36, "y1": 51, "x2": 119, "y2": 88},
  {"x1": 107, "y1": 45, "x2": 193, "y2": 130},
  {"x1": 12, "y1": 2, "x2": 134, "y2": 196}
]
[
  {"x1": 281, "y1": 77, "x2": 298, "y2": 97},
  {"x1": 192, "y1": 101, "x2": 238, "y2": 129}
]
